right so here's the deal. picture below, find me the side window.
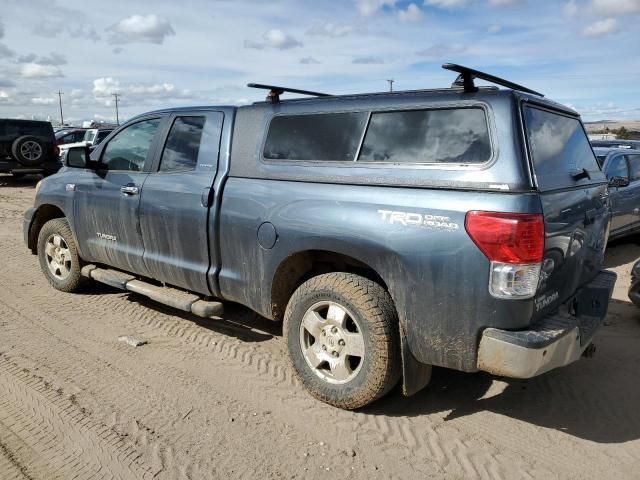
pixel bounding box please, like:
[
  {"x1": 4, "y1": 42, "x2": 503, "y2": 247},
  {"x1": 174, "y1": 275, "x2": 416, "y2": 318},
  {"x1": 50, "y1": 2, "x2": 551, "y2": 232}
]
[
  {"x1": 626, "y1": 155, "x2": 640, "y2": 181},
  {"x1": 159, "y1": 116, "x2": 206, "y2": 172},
  {"x1": 95, "y1": 130, "x2": 111, "y2": 145},
  {"x1": 605, "y1": 155, "x2": 628, "y2": 179},
  {"x1": 101, "y1": 119, "x2": 161, "y2": 172},
  {"x1": 263, "y1": 112, "x2": 367, "y2": 161},
  {"x1": 359, "y1": 108, "x2": 491, "y2": 164}
]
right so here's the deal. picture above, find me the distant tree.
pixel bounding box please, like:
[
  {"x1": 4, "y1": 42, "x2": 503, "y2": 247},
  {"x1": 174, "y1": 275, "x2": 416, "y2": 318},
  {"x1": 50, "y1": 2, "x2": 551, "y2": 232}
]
[{"x1": 616, "y1": 126, "x2": 630, "y2": 139}]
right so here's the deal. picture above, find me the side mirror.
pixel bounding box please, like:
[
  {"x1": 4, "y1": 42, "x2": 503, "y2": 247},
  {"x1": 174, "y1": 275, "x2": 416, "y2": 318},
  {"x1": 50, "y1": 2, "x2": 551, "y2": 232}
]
[
  {"x1": 609, "y1": 176, "x2": 630, "y2": 188},
  {"x1": 64, "y1": 145, "x2": 94, "y2": 169}
]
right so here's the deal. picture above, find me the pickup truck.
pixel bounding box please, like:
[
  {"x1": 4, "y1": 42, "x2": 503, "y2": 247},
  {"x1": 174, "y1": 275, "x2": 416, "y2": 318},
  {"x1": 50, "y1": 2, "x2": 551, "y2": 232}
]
[{"x1": 24, "y1": 64, "x2": 617, "y2": 409}]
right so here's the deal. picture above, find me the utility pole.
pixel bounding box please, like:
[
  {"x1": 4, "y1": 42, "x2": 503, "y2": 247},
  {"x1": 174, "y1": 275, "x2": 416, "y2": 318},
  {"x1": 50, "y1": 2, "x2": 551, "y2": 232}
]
[
  {"x1": 56, "y1": 90, "x2": 64, "y2": 126},
  {"x1": 111, "y1": 92, "x2": 121, "y2": 125},
  {"x1": 386, "y1": 79, "x2": 394, "y2": 92}
]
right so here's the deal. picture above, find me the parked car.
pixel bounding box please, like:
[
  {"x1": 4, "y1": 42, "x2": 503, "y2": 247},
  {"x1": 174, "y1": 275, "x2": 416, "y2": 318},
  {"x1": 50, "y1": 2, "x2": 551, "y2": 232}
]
[
  {"x1": 629, "y1": 260, "x2": 640, "y2": 307},
  {"x1": 593, "y1": 147, "x2": 640, "y2": 240},
  {"x1": 591, "y1": 139, "x2": 640, "y2": 149},
  {"x1": 55, "y1": 128, "x2": 87, "y2": 145},
  {"x1": 24, "y1": 64, "x2": 616, "y2": 409},
  {"x1": 58, "y1": 128, "x2": 114, "y2": 159},
  {"x1": 0, "y1": 119, "x2": 61, "y2": 177}
]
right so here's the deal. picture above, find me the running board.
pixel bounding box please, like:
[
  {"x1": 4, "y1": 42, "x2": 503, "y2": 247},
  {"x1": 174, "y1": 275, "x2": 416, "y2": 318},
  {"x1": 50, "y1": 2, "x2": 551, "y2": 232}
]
[{"x1": 81, "y1": 265, "x2": 224, "y2": 318}]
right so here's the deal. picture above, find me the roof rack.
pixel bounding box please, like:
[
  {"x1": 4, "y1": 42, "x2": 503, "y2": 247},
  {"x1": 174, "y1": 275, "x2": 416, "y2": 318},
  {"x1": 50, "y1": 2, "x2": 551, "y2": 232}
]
[
  {"x1": 247, "y1": 83, "x2": 331, "y2": 104},
  {"x1": 442, "y1": 63, "x2": 544, "y2": 97}
]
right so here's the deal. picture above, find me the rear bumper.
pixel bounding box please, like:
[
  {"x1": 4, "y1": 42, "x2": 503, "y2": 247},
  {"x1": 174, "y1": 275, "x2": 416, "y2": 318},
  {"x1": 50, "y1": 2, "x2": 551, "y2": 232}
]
[{"x1": 477, "y1": 270, "x2": 617, "y2": 378}]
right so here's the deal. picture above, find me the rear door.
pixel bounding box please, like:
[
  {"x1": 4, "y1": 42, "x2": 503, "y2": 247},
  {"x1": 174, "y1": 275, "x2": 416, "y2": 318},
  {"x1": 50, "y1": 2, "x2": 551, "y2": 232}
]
[
  {"x1": 523, "y1": 104, "x2": 610, "y2": 317},
  {"x1": 73, "y1": 116, "x2": 164, "y2": 276},
  {"x1": 139, "y1": 111, "x2": 224, "y2": 295}
]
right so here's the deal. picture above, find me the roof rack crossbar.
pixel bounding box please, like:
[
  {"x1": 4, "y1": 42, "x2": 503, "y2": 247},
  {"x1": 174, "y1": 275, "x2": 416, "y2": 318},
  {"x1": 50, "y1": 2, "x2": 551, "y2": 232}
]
[
  {"x1": 442, "y1": 63, "x2": 544, "y2": 97},
  {"x1": 247, "y1": 83, "x2": 331, "y2": 104}
]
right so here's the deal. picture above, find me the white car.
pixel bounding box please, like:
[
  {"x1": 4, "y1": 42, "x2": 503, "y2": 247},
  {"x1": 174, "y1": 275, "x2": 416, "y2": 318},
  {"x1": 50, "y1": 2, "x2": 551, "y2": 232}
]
[{"x1": 58, "y1": 128, "x2": 113, "y2": 159}]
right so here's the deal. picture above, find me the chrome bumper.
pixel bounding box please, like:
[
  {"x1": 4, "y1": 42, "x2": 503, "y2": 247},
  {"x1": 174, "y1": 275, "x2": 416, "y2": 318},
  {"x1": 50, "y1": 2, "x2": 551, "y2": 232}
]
[{"x1": 477, "y1": 270, "x2": 617, "y2": 378}]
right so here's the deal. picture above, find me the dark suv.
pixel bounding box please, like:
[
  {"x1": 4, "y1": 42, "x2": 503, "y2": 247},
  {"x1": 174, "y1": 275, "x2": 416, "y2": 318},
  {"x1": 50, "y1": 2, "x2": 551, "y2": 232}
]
[
  {"x1": 1, "y1": 119, "x2": 61, "y2": 177},
  {"x1": 24, "y1": 64, "x2": 617, "y2": 409}
]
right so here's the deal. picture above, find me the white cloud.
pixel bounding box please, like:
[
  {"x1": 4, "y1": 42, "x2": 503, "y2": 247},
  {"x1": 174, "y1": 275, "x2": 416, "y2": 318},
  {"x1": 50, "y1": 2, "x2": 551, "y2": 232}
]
[
  {"x1": 31, "y1": 97, "x2": 56, "y2": 105},
  {"x1": 592, "y1": 0, "x2": 640, "y2": 15},
  {"x1": 307, "y1": 23, "x2": 356, "y2": 37},
  {"x1": 20, "y1": 63, "x2": 63, "y2": 78},
  {"x1": 245, "y1": 29, "x2": 302, "y2": 50},
  {"x1": 488, "y1": 24, "x2": 502, "y2": 33},
  {"x1": 356, "y1": 0, "x2": 398, "y2": 16},
  {"x1": 563, "y1": 0, "x2": 579, "y2": 16},
  {"x1": 398, "y1": 4, "x2": 425, "y2": 21},
  {"x1": 424, "y1": 0, "x2": 468, "y2": 8},
  {"x1": 416, "y1": 43, "x2": 466, "y2": 58},
  {"x1": 106, "y1": 14, "x2": 175, "y2": 45},
  {"x1": 583, "y1": 18, "x2": 619, "y2": 36},
  {"x1": 0, "y1": 90, "x2": 9, "y2": 99},
  {"x1": 92, "y1": 77, "x2": 196, "y2": 106},
  {"x1": 92, "y1": 77, "x2": 121, "y2": 97}
]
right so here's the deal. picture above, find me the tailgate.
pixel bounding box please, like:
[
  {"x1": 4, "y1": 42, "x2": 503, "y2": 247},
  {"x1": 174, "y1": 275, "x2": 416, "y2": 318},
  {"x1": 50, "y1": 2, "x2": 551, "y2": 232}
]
[{"x1": 523, "y1": 104, "x2": 610, "y2": 318}]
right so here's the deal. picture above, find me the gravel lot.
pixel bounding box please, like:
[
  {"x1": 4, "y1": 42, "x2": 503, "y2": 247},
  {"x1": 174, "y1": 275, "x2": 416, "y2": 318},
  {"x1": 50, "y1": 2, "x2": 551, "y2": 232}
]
[{"x1": 1, "y1": 174, "x2": 639, "y2": 480}]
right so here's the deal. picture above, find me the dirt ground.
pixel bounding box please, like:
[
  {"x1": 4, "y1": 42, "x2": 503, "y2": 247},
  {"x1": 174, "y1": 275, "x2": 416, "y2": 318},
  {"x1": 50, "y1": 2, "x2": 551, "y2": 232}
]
[{"x1": 0, "y1": 174, "x2": 639, "y2": 480}]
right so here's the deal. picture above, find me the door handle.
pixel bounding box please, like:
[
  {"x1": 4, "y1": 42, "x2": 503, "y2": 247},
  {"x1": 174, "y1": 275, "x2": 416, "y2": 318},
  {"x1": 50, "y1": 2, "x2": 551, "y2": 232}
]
[{"x1": 120, "y1": 185, "x2": 139, "y2": 195}]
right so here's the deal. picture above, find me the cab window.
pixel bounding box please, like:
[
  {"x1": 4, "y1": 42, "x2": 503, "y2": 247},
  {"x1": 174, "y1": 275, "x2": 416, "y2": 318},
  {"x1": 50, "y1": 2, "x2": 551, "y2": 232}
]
[{"x1": 101, "y1": 119, "x2": 161, "y2": 172}]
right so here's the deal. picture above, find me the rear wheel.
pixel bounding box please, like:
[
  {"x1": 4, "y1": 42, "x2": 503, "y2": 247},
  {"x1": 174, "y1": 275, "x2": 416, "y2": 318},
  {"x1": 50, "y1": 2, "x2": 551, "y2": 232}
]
[
  {"x1": 12, "y1": 136, "x2": 45, "y2": 166},
  {"x1": 284, "y1": 272, "x2": 400, "y2": 409},
  {"x1": 37, "y1": 218, "x2": 85, "y2": 292}
]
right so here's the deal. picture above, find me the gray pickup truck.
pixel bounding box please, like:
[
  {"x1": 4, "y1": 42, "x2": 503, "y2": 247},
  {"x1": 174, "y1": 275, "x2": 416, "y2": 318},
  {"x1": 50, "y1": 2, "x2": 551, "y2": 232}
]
[{"x1": 24, "y1": 64, "x2": 616, "y2": 409}]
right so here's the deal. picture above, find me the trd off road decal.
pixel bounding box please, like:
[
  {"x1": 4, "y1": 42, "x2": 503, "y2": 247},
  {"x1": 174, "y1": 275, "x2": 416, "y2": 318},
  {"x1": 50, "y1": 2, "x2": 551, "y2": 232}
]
[{"x1": 377, "y1": 210, "x2": 459, "y2": 231}]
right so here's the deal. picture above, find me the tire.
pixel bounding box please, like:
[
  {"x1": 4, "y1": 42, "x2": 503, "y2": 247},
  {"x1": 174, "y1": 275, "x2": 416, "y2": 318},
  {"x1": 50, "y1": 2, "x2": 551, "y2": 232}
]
[
  {"x1": 37, "y1": 218, "x2": 85, "y2": 293},
  {"x1": 12, "y1": 136, "x2": 45, "y2": 166},
  {"x1": 283, "y1": 272, "x2": 401, "y2": 409}
]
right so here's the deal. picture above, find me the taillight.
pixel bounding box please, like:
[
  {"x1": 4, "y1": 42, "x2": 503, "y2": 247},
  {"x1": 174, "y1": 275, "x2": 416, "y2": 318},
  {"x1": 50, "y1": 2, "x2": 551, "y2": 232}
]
[{"x1": 465, "y1": 211, "x2": 544, "y2": 299}]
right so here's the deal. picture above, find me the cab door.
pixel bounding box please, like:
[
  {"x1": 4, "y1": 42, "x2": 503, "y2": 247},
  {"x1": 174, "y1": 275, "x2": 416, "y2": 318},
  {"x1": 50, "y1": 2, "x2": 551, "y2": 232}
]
[
  {"x1": 73, "y1": 116, "x2": 165, "y2": 276},
  {"x1": 139, "y1": 111, "x2": 224, "y2": 295}
]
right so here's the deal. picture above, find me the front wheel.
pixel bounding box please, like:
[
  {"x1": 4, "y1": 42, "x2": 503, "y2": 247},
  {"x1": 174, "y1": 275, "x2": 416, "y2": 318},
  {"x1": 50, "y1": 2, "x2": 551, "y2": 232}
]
[
  {"x1": 37, "y1": 218, "x2": 85, "y2": 292},
  {"x1": 284, "y1": 272, "x2": 401, "y2": 409}
]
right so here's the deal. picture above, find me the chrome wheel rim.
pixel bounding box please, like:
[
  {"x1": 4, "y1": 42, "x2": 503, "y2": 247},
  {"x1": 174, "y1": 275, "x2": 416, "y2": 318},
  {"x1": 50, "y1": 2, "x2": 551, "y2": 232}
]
[
  {"x1": 20, "y1": 141, "x2": 43, "y2": 161},
  {"x1": 299, "y1": 301, "x2": 365, "y2": 385},
  {"x1": 44, "y1": 234, "x2": 72, "y2": 280}
]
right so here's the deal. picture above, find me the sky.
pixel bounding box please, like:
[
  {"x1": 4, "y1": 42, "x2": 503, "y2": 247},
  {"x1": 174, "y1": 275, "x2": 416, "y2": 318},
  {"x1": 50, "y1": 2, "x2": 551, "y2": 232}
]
[{"x1": 0, "y1": 0, "x2": 639, "y2": 125}]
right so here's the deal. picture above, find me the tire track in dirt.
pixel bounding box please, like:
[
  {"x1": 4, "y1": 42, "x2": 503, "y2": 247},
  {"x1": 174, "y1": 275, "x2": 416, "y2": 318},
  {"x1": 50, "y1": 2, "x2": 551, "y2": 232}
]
[{"x1": 0, "y1": 354, "x2": 153, "y2": 480}]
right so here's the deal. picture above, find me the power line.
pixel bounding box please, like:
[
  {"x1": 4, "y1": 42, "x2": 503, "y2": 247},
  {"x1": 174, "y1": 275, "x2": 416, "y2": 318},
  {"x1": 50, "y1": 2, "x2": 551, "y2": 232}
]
[
  {"x1": 56, "y1": 90, "x2": 64, "y2": 126},
  {"x1": 111, "y1": 92, "x2": 121, "y2": 126}
]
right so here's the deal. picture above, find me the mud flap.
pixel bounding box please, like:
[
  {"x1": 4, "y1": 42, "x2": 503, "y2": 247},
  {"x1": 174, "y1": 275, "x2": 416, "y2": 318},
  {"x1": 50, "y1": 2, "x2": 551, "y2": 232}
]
[{"x1": 400, "y1": 324, "x2": 432, "y2": 396}]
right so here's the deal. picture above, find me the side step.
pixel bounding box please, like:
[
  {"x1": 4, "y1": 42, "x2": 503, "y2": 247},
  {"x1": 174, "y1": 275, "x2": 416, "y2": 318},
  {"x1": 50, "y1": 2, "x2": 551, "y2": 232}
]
[{"x1": 81, "y1": 265, "x2": 224, "y2": 318}]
